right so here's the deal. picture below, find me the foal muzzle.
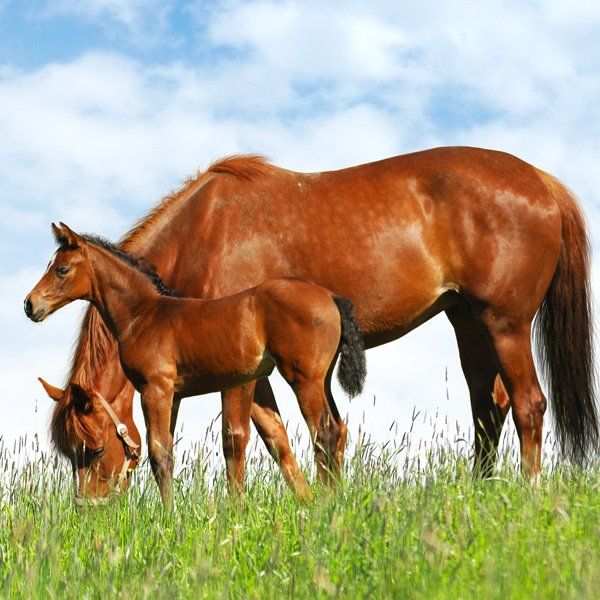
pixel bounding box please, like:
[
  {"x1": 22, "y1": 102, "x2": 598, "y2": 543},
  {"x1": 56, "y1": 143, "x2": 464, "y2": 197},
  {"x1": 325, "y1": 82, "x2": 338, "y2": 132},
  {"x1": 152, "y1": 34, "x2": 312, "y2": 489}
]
[{"x1": 24, "y1": 295, "x2": 47, "y2": 322}]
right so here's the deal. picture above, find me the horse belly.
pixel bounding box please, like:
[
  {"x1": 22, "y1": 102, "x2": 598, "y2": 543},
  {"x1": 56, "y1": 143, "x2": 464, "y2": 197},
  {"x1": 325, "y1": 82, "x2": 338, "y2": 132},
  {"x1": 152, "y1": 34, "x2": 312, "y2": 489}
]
[{"x1": 174, "y1": 352, "x2": 275, "y2": 397}]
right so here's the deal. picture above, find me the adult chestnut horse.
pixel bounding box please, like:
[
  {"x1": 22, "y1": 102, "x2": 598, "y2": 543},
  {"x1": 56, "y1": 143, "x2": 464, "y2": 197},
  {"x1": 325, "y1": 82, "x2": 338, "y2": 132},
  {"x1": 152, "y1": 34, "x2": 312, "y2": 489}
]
[
  {"x1": 26, "y1": 224, "x2": 366, "y2": 506},
  {"x1": 39, "y1": 146, "x2": 596, "y2": 500}
]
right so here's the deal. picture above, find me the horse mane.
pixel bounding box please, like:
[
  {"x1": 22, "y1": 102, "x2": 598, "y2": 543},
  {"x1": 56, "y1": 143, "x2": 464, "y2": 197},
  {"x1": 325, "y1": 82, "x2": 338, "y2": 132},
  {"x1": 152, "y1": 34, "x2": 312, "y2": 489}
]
[
  {"x1": 50, "y1": 388, "x2": 97, "y2": 457},
  {"x1": 73, "y1": 233, "x2": 180, "y2": 298},
  {"x1": 121, "y1": 154, "x2": 270, "y2": 251},
  {"x1": 52, "y1": 154, "x2": 271, "y2": 455},
  {"x1": 206, "y1": 154, "x2": 271, "y2": 180}
]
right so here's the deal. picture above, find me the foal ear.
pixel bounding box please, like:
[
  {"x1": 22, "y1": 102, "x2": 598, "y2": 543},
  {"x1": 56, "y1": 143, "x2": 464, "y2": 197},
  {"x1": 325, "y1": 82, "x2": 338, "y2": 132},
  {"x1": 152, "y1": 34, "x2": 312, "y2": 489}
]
[
  {"x1": 38, "y1": 377, "x2": 64, "y2": 401},
  {"x1": 69, "y1": 383, "x2": 94, "y2": 414},
  {"x1": 57, "y1": 222, "x2": 81, "y2": 248},
  {"x1": 51, "y1": 223, "x2": 63, "y2": 244}
]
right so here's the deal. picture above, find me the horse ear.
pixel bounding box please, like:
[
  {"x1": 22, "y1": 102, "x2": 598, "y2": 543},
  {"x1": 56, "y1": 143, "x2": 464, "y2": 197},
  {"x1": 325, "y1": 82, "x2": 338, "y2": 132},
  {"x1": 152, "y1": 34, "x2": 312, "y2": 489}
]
[
  {"x1": 70, "y1": 383, "x2": 94, "y2": 414},
  {"x1": 51, "y1": 223, "x2": 64, "y2": 244},
  {"x1": 38, "y1": 377, "x2": 64, "y2": 401},
  {"x1": 57, "y1": 222, "x2": 81, "y2": 248}
]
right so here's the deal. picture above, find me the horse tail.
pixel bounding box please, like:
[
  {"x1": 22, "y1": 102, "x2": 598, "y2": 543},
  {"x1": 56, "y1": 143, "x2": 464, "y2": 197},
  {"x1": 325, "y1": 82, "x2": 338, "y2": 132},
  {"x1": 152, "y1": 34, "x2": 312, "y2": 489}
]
[
  {"x1": 332, "y1": 296, "x2": 367, "y2": 397},
  {"x1": 534, "y1": 169, "x2": 598, "y2": 464}
]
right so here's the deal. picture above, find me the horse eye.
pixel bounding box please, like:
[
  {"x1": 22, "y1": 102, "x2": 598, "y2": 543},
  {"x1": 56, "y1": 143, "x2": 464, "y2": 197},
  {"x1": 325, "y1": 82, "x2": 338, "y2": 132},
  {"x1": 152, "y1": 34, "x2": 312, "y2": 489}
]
[
  {"x1": 93, "y1": 447, "x2": 105, "y2": 458},
  {"x1": 56, "y1": 266, "x2": 71, "y2": 277}
]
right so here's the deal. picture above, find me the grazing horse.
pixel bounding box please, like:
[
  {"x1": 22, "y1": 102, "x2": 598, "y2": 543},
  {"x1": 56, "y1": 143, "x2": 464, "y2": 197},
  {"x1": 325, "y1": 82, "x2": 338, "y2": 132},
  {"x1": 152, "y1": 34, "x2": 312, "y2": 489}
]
[
  {"x1": 26, "y1": 224, "x2": 366, "y2": 506},
  {"x1": 38, "y1": 147, "x2": 597, "y2": 502}
]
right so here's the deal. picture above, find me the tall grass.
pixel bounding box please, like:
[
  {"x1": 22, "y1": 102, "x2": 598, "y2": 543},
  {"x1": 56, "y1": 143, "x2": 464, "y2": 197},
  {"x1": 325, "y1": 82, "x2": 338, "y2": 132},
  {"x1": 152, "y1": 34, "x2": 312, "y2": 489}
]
[{"x1": 0, "y1": 414, "x2": 598, "y2": 599}]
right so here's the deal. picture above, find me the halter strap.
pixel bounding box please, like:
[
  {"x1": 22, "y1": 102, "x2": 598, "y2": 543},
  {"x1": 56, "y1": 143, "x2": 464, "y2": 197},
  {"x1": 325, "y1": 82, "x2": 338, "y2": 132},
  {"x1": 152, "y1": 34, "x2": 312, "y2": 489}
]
[
  {"x1": 96, "y1": 393, "x2": 140, "y2": 488},
  {"x1": 117, "y1": 455, "x2": 132, "y2": 488},
  {"x1": 96, "y1": 393, "x2": 140, "y2": 450}
]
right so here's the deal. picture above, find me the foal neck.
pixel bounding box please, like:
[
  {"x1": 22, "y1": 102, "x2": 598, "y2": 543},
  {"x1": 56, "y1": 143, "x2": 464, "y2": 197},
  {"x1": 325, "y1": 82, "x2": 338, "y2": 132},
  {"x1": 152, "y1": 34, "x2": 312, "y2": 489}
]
[{"x1": 87, "y1": 244, "x2": 160, "y2": 339}]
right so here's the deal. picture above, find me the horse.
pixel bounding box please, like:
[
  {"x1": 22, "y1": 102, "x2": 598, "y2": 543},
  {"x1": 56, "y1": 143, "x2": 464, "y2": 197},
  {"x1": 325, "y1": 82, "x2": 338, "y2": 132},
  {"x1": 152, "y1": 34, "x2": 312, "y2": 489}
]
[
  {"x1": 26, "y1": 223, "x2": 367, "y2": 506},
  {"x1": 37, "y1": 147, "x2": 597, "y2": 502}
]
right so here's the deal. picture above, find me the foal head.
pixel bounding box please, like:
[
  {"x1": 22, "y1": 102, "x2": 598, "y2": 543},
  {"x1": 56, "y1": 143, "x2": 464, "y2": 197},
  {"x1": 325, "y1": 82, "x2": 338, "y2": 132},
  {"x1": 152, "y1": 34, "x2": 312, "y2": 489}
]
[
  {"x1": 39, "y1": 377, "x2": 140, "y2": 502},
  {"x1": 25, "y1": 223, "x2": 94, "y2": 322}
]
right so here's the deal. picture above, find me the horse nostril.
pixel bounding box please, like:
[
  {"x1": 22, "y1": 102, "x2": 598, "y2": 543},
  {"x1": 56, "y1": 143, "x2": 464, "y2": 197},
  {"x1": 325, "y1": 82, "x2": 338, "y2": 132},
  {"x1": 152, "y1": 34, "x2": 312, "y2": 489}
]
[{"x1": 24, "y1": 297, "x2": 33, "y2": 318}]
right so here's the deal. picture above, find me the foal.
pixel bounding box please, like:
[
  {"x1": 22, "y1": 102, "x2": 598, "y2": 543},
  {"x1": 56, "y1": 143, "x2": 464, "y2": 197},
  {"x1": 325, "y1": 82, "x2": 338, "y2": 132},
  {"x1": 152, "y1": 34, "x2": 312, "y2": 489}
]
[{"x1": 26, "y1": 223, "x2": 366, "y2": 507}]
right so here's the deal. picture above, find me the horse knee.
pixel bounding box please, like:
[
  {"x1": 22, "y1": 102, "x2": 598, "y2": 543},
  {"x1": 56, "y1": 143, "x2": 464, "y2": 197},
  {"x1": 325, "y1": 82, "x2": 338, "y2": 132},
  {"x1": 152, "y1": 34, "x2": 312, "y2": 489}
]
[
  {"x1": 148, "y1": 440, "x2": 173, "y2": 475},
  {"x1": 531, "y1": 391, "x2": 547, "y2": 417},
  {"x1": 222, "y1": 426, "x2": 250, "y2": 458}
]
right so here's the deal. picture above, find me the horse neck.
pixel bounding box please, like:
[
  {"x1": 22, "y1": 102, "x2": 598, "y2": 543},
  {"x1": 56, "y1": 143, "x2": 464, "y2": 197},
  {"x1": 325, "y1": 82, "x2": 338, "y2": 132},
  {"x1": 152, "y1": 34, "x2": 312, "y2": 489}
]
[
  {"x1": 68, "y1": 176, "x2": 214, "y2": 394},
  {"x1": 87, "y1": 245, "x2": 159, "y2": 341}
]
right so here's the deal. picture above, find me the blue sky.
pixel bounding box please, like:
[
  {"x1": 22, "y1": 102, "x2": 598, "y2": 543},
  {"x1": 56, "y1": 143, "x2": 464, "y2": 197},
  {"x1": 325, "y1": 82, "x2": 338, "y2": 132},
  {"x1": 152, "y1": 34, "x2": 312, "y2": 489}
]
[{"x1": 2, "y1": 1, "x2": 600, "y2": 461}]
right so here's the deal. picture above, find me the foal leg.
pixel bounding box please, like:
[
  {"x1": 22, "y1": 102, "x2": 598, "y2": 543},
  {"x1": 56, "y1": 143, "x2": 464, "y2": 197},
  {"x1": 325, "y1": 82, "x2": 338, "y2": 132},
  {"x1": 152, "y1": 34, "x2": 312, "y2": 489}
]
[
  {"x1": 221, "y1": 383, "x2": 254, "y2": 496},
  {"x1": 291, "y1": 378, "x2": 341, "y2": 486},
  {"x1": 446, "y1": 304, "x2": 510, "y2": 478},
  {"x1": 170, "y1": 396, "x2": 182, "y2": 442},
  {"x1": 480, "y1": 313, "x2": 547, "y2": 482},
  {"x1": 324, "y1": 365, "x2": 348, "y2": 477},
  {"x1": 140, "y1": 383, "x2": 175, "y2": 509},
  {"x1": 250, "y1": 378, "x2": 312, "y2": 499}
]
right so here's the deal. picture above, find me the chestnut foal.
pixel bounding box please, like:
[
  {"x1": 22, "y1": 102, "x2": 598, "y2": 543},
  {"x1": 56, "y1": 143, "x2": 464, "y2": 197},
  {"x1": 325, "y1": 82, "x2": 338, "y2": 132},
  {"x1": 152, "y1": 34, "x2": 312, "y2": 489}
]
[{"x1": 26, "y1": 224, "x2": 366, "y2": 507}]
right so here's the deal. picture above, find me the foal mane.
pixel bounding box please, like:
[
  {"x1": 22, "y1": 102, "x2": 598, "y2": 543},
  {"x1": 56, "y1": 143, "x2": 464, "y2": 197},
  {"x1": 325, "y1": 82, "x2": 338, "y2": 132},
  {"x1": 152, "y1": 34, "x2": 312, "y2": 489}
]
[
  {"x1": 52, "y1": 154, "x2": 271, "y2": 455},
  {"x1": 76, "y1": 233, "x2": 180, "y2": 298}
]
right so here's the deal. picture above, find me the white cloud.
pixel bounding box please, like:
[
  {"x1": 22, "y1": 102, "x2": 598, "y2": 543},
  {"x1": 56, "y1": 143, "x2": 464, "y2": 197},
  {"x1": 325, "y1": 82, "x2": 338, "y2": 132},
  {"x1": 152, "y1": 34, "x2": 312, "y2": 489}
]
[
  {"x1": 207, "y1": 2, "x2": 407, "y2": 82},
  {"x1": 199, "y1": 0, "x2": 589, "y2": 116}
]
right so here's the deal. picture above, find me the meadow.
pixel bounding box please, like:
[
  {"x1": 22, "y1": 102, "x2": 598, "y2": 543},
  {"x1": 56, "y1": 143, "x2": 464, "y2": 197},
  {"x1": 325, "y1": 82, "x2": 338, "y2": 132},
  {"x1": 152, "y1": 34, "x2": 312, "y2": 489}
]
[{"x1": 0, "y1": 422, "x2": 598, "y2": 599}]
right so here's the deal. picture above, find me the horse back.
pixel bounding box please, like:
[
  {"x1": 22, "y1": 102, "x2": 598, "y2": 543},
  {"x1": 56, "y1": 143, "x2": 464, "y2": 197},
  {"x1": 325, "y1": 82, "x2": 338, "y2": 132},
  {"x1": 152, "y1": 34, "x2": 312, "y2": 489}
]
[{"x1": 136, "y1": 146, "x2": 563, "y2": 342}]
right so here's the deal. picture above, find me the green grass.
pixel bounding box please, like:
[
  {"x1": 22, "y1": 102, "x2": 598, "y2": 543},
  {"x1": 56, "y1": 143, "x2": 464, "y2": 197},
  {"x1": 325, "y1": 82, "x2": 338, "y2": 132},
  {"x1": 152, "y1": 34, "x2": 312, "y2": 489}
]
[{"x1": 0, "y1": 433, "x2": 599, "y2": 599}]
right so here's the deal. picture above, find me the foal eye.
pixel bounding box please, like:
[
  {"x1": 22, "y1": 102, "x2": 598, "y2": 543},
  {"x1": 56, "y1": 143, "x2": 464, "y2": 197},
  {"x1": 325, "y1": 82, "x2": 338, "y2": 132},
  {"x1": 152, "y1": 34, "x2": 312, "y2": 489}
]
[
  {"x1": 56, "y1": 266, "x2": 71, "y2": 277},
  {"x1": 92, "y1": 447, "x2": 105, "y2": 458}
]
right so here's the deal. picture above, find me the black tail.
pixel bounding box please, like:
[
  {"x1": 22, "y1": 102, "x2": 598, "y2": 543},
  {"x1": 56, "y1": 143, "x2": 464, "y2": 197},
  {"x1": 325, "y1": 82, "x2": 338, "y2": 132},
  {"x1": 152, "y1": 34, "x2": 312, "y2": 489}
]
[
  {"x1": 333, "y1": 296, "x2": 367, "y2": 397},
  {"x1": 534, "y1": 170, "x2": 598, "y2": 464}
]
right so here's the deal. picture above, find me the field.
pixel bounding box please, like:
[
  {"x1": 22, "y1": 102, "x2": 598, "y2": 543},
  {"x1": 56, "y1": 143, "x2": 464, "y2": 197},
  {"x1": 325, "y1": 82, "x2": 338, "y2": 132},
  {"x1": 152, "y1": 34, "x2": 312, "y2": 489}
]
[{"x1": 0, "y1": 429, "x2": 599, "y2": 599}]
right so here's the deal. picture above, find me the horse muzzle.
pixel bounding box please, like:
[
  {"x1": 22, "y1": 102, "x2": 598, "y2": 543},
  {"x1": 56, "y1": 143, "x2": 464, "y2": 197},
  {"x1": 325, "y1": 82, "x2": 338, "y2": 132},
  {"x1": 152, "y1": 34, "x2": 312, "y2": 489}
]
[
  {"x1": 74, "y1": 495, "x2": 112, "y2": 508},
  {"x1": 24, "y1": 295, "x2": 48, "y2": 322}
]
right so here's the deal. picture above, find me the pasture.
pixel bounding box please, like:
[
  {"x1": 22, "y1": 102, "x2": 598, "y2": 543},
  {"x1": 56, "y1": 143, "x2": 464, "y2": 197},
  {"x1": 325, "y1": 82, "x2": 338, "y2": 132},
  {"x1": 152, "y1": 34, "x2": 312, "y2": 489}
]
[{"x1": 1, "y1": 426, "x2": 598, "y2": 599}]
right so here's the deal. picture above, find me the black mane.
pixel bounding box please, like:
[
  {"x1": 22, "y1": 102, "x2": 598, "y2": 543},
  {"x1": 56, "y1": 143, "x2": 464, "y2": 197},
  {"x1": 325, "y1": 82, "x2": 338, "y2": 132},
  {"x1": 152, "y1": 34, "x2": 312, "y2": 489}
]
[{"x1": 60, "y1": 233, "x2": 180, "y2": 297}]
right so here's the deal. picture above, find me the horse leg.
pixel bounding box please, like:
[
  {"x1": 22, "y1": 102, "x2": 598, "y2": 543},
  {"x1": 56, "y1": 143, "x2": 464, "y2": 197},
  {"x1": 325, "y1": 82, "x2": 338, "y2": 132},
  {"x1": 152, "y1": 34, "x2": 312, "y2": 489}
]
[
  {"x1": 170, "y1": 396, "x2": 182, "y2": 441},
  {"x1": 250, "y1": 378, "x2": 312, "y2": 499},
  {"x1": 291, "y1": 378, "x2": 341, "y2": 486},
  {"x1": 140, "y1": 383, "x2": 175, "y2": 510},
  {"x1": 446, "y1": 304, "x2": 510, "y2": 477},
  {"x1": 480, "y1": 312, "x2": 547, "y2": 482},
  {"x1": 324, "y1": 364, "x2": 348, "y2": 477},
  {"x1": 221, "y1": 383, "x2": 254, "y2": 497}
]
